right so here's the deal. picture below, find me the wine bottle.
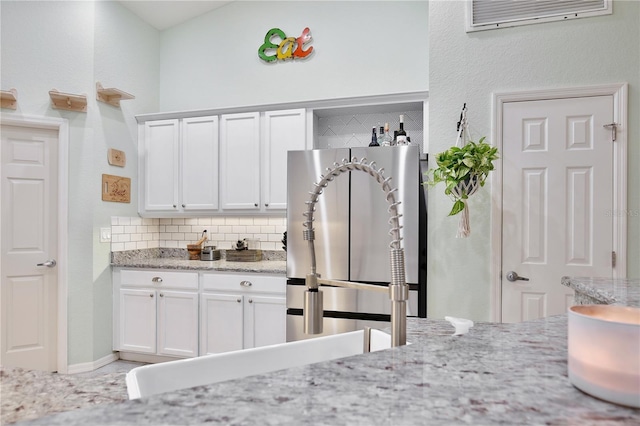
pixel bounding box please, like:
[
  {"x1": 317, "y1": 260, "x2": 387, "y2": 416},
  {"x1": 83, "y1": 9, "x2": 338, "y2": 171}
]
[
  {"x1": 369, "y1": 126, "x2": 379, "y2": 147},
  {"x1": 381, "y1": 123, "x2": 393, "y2": 146},
  {"x1": 396, "y1": 114, "x2": 408, "y2": 145}
]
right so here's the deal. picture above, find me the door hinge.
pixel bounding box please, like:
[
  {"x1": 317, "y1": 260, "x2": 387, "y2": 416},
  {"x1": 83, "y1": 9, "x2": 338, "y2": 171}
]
[
  {"x1": 612, "y1": 251, "x2": 617, "y2": 268},
  {"x1": 603, "y1": 123, "x2": 619, "y2": 142}
]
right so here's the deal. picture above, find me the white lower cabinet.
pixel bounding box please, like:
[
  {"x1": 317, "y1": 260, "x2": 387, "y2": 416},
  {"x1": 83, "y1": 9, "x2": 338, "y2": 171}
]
[
  {"x1": 200, "y1": 273, "x2": 286, "y2": 355},
  {"x1": 200, "y1": 293, "x2": 244, "y2": 354},
  {"x1": 114, "y1": 268, "x2": 286, "y2": 361},
  {"x1": 119, "y1": 288, "x2": 157, "y2": 354},
  {"x1": 114, "y1": 269, "x2": 199, "y2": 359},
  {"x1": 156, "y1": 290, "x2": 199, "y2": 357}
]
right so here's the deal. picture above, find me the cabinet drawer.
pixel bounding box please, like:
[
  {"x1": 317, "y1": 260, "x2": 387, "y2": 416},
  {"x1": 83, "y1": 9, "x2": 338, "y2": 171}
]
[
  {"x1": 120, "y1": 269, "x2": 199, "y2": 290},
  {"x1": 202, "y1": 273, "x2": 285, "y2": 294}
]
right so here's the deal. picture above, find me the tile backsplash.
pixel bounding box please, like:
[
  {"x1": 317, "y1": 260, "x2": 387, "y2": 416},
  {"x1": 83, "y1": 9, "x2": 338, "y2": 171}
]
[{"x1": 110, "y1": 216, "x2": 286, "y2": 252}]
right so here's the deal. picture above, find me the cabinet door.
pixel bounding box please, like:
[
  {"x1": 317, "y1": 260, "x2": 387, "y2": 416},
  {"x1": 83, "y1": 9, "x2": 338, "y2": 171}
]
[
  {"x1": 263, "y1": 109, "x2": 306, "y2": 210},
  {"x1": 244, "y1": 295, "x2": 286, "y2": 349},
  {"x1": 157, "y1": 290, "x2": 199, "y2": 358},
  {"x1": 143, "y1": 119, "x2": 179, "y2": 212},
  {"x1": 219, "y1": 112, "x2": 260, "y2": 210},
  {"x1": 181, "y1": 116, "x2": 219, "y2": 211},
  {"x1": 200, "y1": 293, "x2": 244, "y2": 355},
  {"x1": 119, "y1": 289, "x2": 156, "y2": 354}
]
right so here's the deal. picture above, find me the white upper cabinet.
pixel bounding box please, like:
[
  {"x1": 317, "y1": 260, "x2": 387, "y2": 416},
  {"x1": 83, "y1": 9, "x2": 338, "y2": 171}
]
[
  {"x1": 220, "y1": 109, "x2": 306, "y2": 212},
  {"x1": 139, "y1": 116, "x2": 219, "y2": 216},
  {"x1": 136, "y1": 92, "x2": 427, "y2": 217},
  {"x1": 262, "y1": 109, "x2": 306, "y2": 210},
  {"x1": 219, "y1": 112, "x2": 261, "y2": 210},
  {"x1": 142, "y1": 119, "x2": 180, "y2": 213},
  {"x1": 181, "y1": 116, "x2": 219, "y2": 211}
]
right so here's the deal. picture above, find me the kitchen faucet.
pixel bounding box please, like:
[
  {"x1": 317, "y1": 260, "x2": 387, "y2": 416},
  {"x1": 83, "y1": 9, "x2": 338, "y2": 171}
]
[{"x1": 302, "y1": 157, "x2": 408, "y2": 347}]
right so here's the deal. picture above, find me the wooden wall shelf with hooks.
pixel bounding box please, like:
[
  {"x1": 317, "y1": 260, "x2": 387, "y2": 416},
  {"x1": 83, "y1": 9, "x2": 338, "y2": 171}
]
[
  {"x1": 49, "y1": 89, "x2": 87, "y2": 112},
  {"x1": 1, "y1": 89, "x2": 18, "y2": 109},
  {"x1": 96, "y1": 82, "x2": 135, "y2": 107}
]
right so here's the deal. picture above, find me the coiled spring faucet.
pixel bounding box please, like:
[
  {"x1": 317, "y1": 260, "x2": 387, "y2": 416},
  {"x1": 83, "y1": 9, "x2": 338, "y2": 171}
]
[{"x1": 302, "y1": 156, "x2": 408, "y2": 347}]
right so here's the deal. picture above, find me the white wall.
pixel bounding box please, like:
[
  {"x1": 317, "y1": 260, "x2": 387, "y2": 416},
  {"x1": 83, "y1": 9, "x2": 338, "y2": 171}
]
[
  {"x1": 427, "y1": 0, "x2": 640, "y2": 321},
  {"x1": 158, "y1": 1, "x2": 429, "y2": 111},
  {"x1": 0, "y1": 0, "x2": 160, "y2": 365},
  {"x1": 90, "y1": 0, "x2": 161, "y2": 363}
]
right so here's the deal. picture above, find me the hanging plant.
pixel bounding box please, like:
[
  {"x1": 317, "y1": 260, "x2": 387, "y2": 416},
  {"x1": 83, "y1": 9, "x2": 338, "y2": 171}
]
[
  {"x1": 426, "y1": 105, "x2": 499, "y2": 237},
  {"x1": 430, "y1": 137, "x2": 499, "y2": 216}
]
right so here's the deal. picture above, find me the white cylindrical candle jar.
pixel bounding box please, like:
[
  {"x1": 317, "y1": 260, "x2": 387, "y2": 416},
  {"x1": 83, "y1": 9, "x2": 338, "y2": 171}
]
[{"x1": 568, "y1": 305, "x2": 640, "y2": 408}]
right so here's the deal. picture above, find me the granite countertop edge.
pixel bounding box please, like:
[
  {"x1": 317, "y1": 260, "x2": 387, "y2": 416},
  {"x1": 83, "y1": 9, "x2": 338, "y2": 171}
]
[
  {"x1": 110, "y1": 248, "x2": 287, "y2": 274},
  {"x1": 110, "y1": 258, "x2": 286, "y2": 274},
  {"x1": 561, "y1": 276, "x2": 640, "y2": 306}
]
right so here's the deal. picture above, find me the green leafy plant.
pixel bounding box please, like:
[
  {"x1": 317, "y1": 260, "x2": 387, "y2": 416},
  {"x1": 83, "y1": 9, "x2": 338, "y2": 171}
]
[{"x1": 427, "y1": 137, "x2": 499, "y2": 216}]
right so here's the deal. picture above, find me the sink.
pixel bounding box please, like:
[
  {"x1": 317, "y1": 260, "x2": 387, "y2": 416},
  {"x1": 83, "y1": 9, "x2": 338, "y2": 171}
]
[{"x1": 126, "y1": 328, "x2": 400, "y2": 399}]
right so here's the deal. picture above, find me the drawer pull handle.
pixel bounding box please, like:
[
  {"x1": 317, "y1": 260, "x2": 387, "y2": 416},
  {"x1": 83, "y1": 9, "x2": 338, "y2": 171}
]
[
  {"x1": 150, "y1": 293, "x2": 154, "y2": 298},
  {"x1": 240, "y1": 280, "x2": 252, "y2": 287},
  {"x1": 236, "y1": 298, "x2": 241, "y2": 303},
  {"x1": 248, "y1": 299, "x2": 253, "y2": 304},
  {"x1": 152, "y1": 277, "x2": 163, "y2": 283},
  {"x1": 160, "y1": 293, "x2": 164, "y2": 297}
]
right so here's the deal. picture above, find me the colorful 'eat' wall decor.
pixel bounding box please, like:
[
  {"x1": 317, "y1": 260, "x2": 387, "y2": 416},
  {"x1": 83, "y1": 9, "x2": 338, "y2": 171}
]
[{"x1": 258, "y1": 27, "x2": 314, "y2": 62}]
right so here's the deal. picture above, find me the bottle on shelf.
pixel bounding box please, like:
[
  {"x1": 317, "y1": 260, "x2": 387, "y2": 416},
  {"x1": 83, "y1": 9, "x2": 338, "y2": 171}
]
[
  {"x1": 377, "y1": 125, "x2": 385, "y2": 146},
  {"x1": 381, "y1": 122, "x2": 393, "y2": 146},
  {"x1": 369, "y1": 126, "x2": 379, "y2": 147},
  {"x1": 396, "y1": 114, "x2": 408, "y2": 145}
]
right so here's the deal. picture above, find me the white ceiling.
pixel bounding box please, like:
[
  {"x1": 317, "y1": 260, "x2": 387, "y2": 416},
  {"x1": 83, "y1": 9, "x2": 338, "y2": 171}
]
[{"x1": 118, "y1": 1, "x2": 234, "y2": 31}]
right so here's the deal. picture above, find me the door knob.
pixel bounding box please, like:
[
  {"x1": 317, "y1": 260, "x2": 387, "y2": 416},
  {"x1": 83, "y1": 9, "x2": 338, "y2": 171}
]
[
  {"x1": 506, "y1": 271, "x2": 529, "y2": 282},
  {"x1": 36, "y1": 259, "x2": 57, "y2": 268}
]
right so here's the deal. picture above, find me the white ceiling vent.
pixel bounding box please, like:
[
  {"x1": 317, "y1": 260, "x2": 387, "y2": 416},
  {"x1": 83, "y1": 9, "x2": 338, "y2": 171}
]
[{"x1": 466, "y1": 0, "x2": 612, "y2": 32}]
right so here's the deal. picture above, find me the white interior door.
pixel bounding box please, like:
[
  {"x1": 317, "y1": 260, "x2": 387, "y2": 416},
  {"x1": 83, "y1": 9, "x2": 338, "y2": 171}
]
[
  {"x1": 1, "y1": 124, "x2": 59, "y2": 371},
  {"x1": 501, "y1": 95, "x2": 615, "y2": 322}
]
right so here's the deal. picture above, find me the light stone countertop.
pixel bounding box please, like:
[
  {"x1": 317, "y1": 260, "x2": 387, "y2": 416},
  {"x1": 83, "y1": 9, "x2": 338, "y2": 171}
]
[
  {"x1": 110, "y1": 248, "x2": 286, "y2": 274},
  {"x1": 561, "y1": 276, "x2": 640, "y2": 307},
  {"x1": 112, "y1": 257, "x2": 287, "y2": 274},
  {"x1": 19, "y1": 315, "x2": 640, "y2": 425}
]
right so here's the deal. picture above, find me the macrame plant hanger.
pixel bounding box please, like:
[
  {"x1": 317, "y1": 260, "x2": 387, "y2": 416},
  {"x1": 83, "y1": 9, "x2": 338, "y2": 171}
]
[{"x1": 452, "y1": 103, "x2": 480, "y2": 238}]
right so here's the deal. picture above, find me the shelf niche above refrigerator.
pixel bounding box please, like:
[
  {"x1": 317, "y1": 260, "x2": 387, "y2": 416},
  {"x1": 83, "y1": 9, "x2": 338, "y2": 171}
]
[{"x1": 311, "y1": 99, "x2": 426, "y2": 154}]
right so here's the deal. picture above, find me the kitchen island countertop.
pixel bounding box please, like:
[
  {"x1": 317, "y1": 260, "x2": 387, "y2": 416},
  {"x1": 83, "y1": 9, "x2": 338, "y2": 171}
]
[
  {"x1": 21, "y1": 315, "x2": 640, "y2": 425},
  {"x1": 561, "y1": 276, "x2": 640, "y2": 307}
]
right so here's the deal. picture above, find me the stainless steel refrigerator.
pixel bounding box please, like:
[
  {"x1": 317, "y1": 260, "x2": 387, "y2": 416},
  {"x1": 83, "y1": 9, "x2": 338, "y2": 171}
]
[{"x1": 286, "y1": 145, "x2": 427, "y2": 341}]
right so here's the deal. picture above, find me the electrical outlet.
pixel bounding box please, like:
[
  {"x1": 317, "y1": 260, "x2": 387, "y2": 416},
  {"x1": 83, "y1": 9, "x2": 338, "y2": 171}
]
[{"x1": 100, "y1": 227, "x2": 112, "y2": 243}]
